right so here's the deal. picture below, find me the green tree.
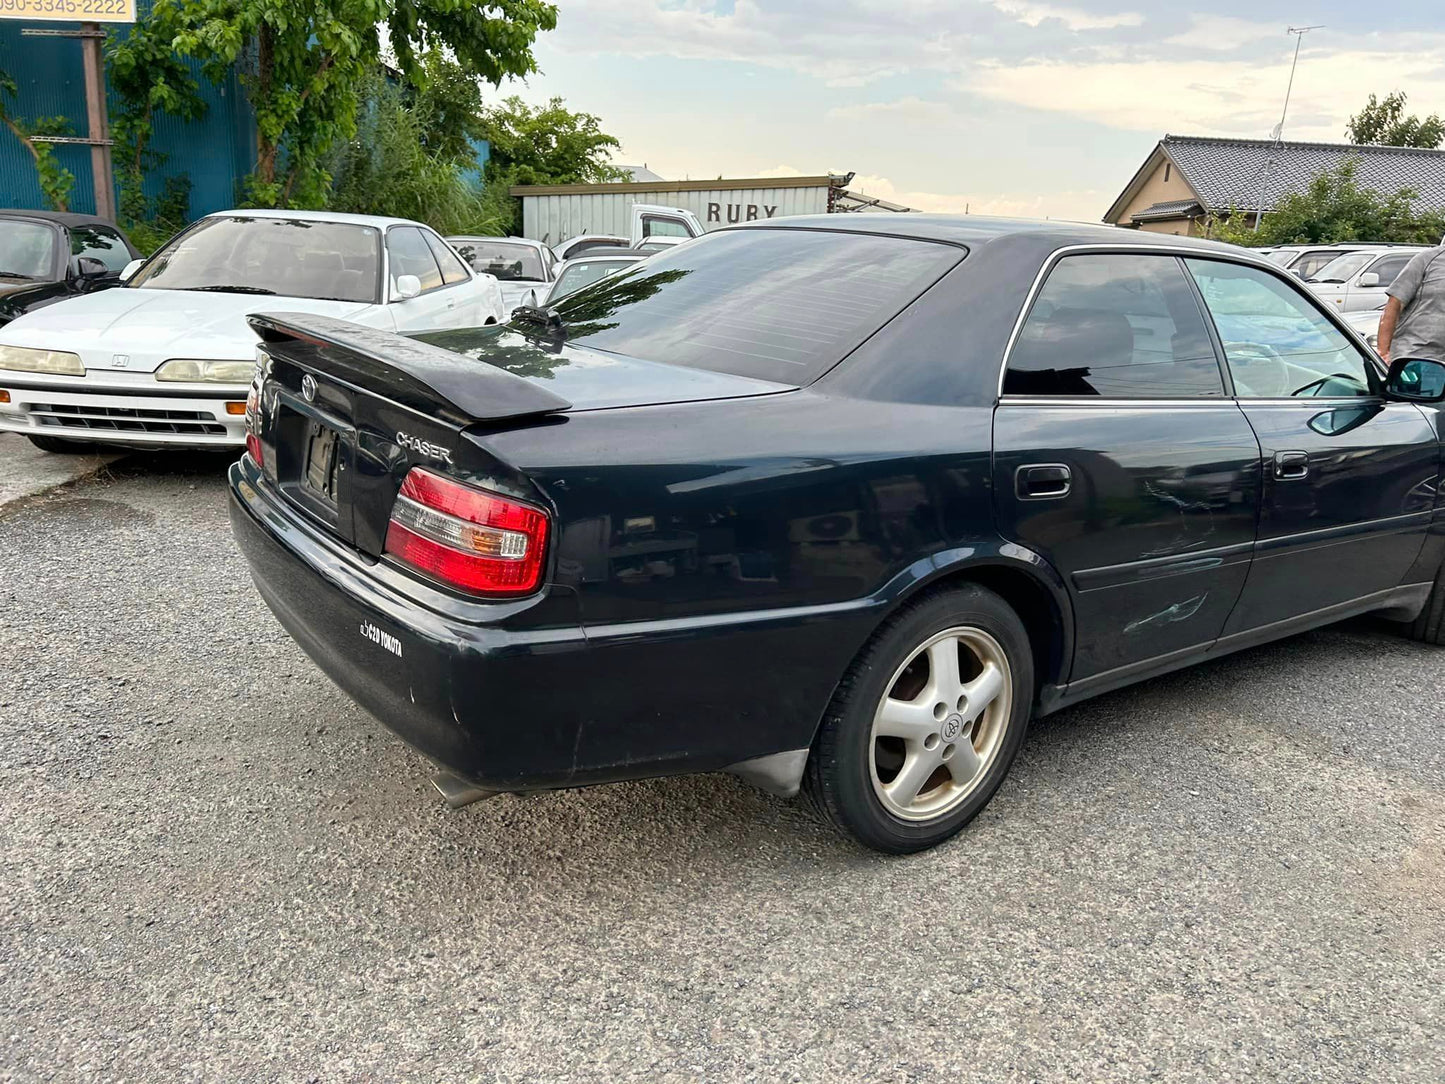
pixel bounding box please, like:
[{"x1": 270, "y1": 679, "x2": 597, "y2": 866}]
[
  {"x1": 478, "y1": 95, "x2": 630, "y2": 233},
  {"x1": 107, "y1": 16, "x2": 208, "y2": 251},
  {"x1": 0, "y1": 69, "x2": 76, "y2": 211},
  {"x1": 329, "y1": 67, "x2": 509, "y2": 235},
  {"x1": 156, "y1": 0, "x2": 557, "y2": 208},
  {"x1": 411, "y1": 49, "x2": 489, "y2": 162},
  {"x1": 1345, "y1": 91, "x2": 1445, "y2": 149},
  {"x1": 1209, "y1": 158, "x2": 1445, "y2": 247},
  {"x1": 481, "y1": 95, "x2": 629, "y2": 186}
]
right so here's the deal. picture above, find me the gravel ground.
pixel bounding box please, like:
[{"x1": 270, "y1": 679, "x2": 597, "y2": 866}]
[{"x1": 0, "y1": 454, "x2": 1442, "y2": 1083}]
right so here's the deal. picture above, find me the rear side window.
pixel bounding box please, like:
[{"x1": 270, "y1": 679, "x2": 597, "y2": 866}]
[
  {"x1": 387, "y1": 227, "x2": 444, "y2": 293},
  {"x1": 1005, "y1": 253, "x2": 1224, "y2": 398},
  {"x1": 548, "y1": 229, "x2": 962, "y2": 384}
]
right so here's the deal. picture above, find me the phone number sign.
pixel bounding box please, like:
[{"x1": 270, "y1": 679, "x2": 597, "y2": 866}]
[{"x1": 0, "y1": 0, "x2": 135, "y2": 21}]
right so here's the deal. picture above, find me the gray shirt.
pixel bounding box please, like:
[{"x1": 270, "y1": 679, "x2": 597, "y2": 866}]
[{"x1": 1385, "y1": 245, "x2": 1445, "y2": 363}]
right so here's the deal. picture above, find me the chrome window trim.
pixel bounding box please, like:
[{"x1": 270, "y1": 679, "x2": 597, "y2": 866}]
[{"x1": 994, "y1": 243, "x2": 1384, "y2": 402}]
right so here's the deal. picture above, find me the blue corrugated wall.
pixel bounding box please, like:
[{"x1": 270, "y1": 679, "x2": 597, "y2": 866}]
[{"x1": 0, "y1": 8, "x2": 255, "y2": 217}]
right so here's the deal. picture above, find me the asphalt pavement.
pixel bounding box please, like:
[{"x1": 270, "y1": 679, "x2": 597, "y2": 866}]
[{"x1": 0, "y1": 449, "x2": 1441, "y2": 1083}]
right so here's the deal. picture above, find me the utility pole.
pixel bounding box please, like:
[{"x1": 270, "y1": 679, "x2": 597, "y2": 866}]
[{"x1": 1254, "y1": 24, "x2": 1324, "y2": 232}]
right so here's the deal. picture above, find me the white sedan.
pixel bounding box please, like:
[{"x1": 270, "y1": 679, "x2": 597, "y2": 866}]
[{"x1": 0, "y1": 210, "x2": 505, "y2": 451}]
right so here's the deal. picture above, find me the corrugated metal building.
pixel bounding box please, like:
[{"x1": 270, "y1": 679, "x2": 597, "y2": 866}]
[
  {"x1": 513, "y1": 174, "x2": 867, "y2": 245},
  {"x1": 0, "y1": 7, "x2": 254, "y2": 218}
]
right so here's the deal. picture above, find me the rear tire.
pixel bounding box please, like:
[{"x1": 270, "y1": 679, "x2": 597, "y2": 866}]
[
  {"x1": 27, "y1": 434, "x2": 94, "y2": 454},
  {"x1": 1405, "y1": 563, "x2": 1445, "y2": 645},
  {"x1": 804, "y1": 584, "x2": 1035, "y2": 854}
]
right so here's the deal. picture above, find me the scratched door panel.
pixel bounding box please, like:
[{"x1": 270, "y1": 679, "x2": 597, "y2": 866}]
[{"x1": 993, "y1": 402, "x2": 1262, "y2": 682}]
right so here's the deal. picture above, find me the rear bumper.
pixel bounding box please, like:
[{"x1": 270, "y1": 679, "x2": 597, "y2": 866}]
[
  {"x1": 0, "y1": 375, "x2": 247, "y2": 447},
  {"x1": 229, "y1": 458, "x2": 871, "y2": 791}
]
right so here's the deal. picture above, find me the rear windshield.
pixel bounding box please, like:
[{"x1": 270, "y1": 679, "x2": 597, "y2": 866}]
[
  {"x1": 542, "y1": 228, "x2": 963, "y2": 383},
  {"x1": 451, "y1": 240, "x2": 546, "y2": 282}
]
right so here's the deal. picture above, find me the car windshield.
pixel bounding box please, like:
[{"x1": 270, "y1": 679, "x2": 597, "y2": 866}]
[
  {"x1": 1264, "y1": 250, "x2": 1295, "y2": 266},
  {"x1": 128, "y1": 216, "x2": 381, "y2": 302},
  {"x1": 1309, "y1": 252, "x2": 1375, "y2": 283},
  {"x1": 0, "y1": 219, "x2": 58, "y2": 280},
  {"x1": 539, "y1": 228, "x2": 963, "y2": 384},
  {"x1": 550, "y1": 258, "x2": 644, "y2": 302},
  {"x1": 451, "y1": 240, "x2": 546, "y2": 282}
]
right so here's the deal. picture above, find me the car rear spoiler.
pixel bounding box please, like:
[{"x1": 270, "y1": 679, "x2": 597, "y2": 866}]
[{"x1": 248, "y1": 312, "x2": 572, "y2": 427}]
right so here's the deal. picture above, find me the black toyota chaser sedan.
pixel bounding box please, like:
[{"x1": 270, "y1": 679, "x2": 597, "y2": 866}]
[{"x1": 228, "y1": 216, "x2": 1445, "y2": 853}]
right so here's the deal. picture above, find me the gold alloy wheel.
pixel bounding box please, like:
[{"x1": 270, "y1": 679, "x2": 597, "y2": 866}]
[{"x1": 867, "y1": 626, "x2": 1013, "y2": 822}]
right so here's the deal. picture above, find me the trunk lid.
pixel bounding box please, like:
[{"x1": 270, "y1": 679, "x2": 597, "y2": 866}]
[
  {"x1": 249, "y1": 312, "x2": 573, "y2": 558},
  {"x1": 247, "y1": 313, "x2": 790, "y2": 562}
]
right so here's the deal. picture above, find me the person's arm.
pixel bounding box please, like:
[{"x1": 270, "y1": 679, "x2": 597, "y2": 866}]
[
  {"x1": 1380, "y1": 249, "x2": 1432, "y2": 362},
  {"x1": 1377, "y1": 296, "x2": 1403, "y2": 363}
]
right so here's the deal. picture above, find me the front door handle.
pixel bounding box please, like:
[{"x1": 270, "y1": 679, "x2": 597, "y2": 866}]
[
  {"x1": 1274, "y1": 450, "x2": 1310, "y2": 481},
  {"x1": 1016, "y1": 463, "x2": 1072, "y2": 500}
]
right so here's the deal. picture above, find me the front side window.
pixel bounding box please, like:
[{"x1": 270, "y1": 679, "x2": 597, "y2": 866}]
[
  {"x1": 1185, "y1": 259, "x2": 1374, "y2": 398},
  {"x1": 387, "y1": 227, "x2": 444, "y2": 293},
  {"x1": 423, "y1": 231, "x2": 470, "y2": 286},
  {"x1": 642, "y1": 215, "x2": 692, "y2": 239},
  {"x1": 451, "y1": 240, "x2": 546, "y2": 282},
  {"x1": 129, "y1": 216, "x2": 381, "y2": 302},
  {"x1": 0, "y1": 219, "x2": 59, "y2": 280},
  {"x1": 1365, "y1": 254, "x2": 1413, "y2": 288},
  {"x1": 70, "y1": 226, "x2": 132, "y2": 271},
  {"x1": 1004, "y1": 253, "x2": 1224, "y2": 398}
]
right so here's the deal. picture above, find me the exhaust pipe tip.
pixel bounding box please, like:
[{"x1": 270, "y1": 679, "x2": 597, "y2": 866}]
[{"x1": 430, "y1": 771, "x2": 500, "y2": 810}]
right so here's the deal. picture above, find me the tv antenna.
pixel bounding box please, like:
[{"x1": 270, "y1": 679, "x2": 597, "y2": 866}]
[{"x1": 1254, "y1": 24, "x2": 1324, "y2": 231}]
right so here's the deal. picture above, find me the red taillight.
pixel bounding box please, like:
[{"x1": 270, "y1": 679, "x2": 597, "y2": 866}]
[
  {"x1": 243, "y1": 387, "x2": 263, "y2": 467},
  {"x1": 384, "y1": 468, "x2": 549, "y2": 596}
]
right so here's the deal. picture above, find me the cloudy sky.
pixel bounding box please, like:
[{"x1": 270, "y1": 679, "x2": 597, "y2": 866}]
[{"x1": 503, "y1": 0, "x2": 1445, "y2": 222}]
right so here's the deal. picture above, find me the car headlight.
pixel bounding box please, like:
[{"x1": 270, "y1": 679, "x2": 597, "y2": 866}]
[
  {"x1": 155, "y1": 359, "x2": 256, "y2": 383},
  {"x1": 0, "y1": 345, "x2": 84, "y2": 376}
]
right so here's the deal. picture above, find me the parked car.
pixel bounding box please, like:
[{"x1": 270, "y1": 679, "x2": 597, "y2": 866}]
[
  {"x1": 520, "y1": 251, "x2": 649, "y2": 308},
  {"x1": 446, "y1": 236, "x2": 558, "y2": 313},
  {"x1": 0, "y1": 210, "x2": 141, "y2": 327},
  {"x1": 1304, "y1": 246, "x2": 1426, "y2": 311},
  {"x1": 1343, "y1": 308, "x2": 1384, "y2": 352},
  {"x1": 228, "y1": 217, "x2": 1445, "y2": 854},
  {"x1": 552, "y1": 234, "x2": 630, "y2": 262},
  {"x1": 1265, "y1": 243, "x2": 1374, "y2": 280},
  {"x1": 0, "y1": 210, "x2": 505, "y2": 452},
  {"x1": 540, "y1": 204, "x2": 705, "y2": 267}
]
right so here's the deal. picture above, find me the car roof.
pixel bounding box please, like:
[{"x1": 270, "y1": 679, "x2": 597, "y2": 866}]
[
  {"x1": 0, "y1": 208, "x2": 120, "y2": 230},
  {"x1": 738, "y1": 213, "x2": 1250, "y2": 256},
  {"x1": 445, "y1": 235, "x2": 549, "y2": 252},
  {"x1": 561, "y1": 250, "x2": 649, "y2": 262},
  {"x1": 205, "y1": 208, "x2": 420, "y2": 229}
]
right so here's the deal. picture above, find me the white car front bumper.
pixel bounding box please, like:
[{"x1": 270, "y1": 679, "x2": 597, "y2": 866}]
[{"x1": 0, "y1": 371, "x2": 249, "y2": 448}]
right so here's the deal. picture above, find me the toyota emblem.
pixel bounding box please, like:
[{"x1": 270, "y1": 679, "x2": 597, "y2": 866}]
[{"x1": 301, "y1": 374, "x2": 318, "y2": 402}]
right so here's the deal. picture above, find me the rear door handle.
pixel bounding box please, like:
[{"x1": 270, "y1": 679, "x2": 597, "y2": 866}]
[
  {"x1": 1016, "y1": 463, "x2": 1071, "y2": 500},
  {"x1": 1274, "y1": 450, "x2": 1310, "y2": 481}
]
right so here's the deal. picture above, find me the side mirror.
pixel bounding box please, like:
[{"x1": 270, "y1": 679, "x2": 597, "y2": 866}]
[
  {"x1": 1358, "y1": 272, "x2": 1381, "y2": 288},
  {"x1": 75, "y1": 256, "x2": 109, "y2": 279},
  {"x1": 119, "y1": 258, "x2": 144, "y2": 282},
  {"x1": 521, "y1": 287, "x2": 541, "y2": 309},
  {"x1": 1385, "y1": 357, "x2": 1445, "y2": 403},
  {"x1": 393, "y1": 274, "x2": 421, "y2": 301}
]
